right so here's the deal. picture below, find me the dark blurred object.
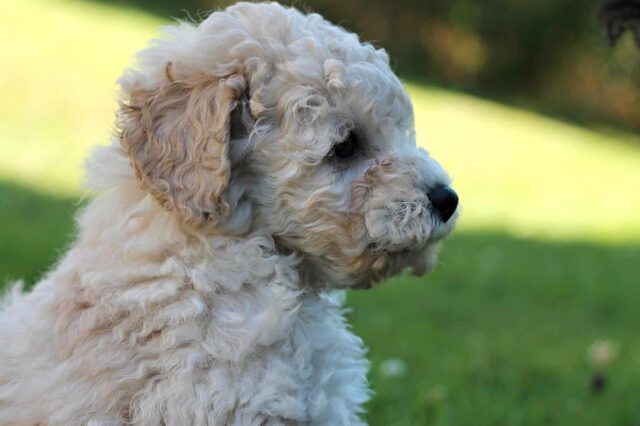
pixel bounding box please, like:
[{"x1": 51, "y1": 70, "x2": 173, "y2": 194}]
[
  {"x1": 590, "y1": 371, "x2": 607, "y2": 393},
  {"x1": 600, "y1": 0, "x2": 640, "y2": 46}
]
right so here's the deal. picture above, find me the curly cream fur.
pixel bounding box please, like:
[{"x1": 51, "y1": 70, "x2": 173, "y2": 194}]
[
  {"x1": 120, "y1": 74, "x2": 246, "y2": 228},
  {"x1": 0, "y1": 3, "x2": 457, "y2": 424}
]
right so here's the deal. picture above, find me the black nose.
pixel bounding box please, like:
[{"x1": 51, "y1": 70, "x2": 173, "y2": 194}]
[{"x1": 427, "y1": 185, "x2": 458, "y2": 223}]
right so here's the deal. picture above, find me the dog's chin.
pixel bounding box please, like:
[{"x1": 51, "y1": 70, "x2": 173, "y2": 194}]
[
  {"x1": 346, "y1": 239, "x2": 441, "y2": 290},
  {"x1": 297, "y1": 213, "x2": 458, "y2": 290},
  {"x1": 352, "y1": 212, "x2": 459, "y2": 289}
]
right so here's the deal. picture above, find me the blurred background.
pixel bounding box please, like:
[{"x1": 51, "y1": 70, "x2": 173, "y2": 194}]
[{"x1": 1, "y1": 0, "x2": 639, "y2": 424}]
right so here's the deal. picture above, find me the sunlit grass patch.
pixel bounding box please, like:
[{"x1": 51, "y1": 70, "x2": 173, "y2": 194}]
[
  {"x1": 410, "y1": 85, "x2": 640, "y2": 242},
  {"x1": 0, "y1": 0, "x2": 162, "y2": 194}
]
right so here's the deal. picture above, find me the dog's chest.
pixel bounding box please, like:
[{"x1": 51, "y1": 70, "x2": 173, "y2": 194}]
[{"x1": 199, "y1": 289, "x2": 370, "y2": 424}]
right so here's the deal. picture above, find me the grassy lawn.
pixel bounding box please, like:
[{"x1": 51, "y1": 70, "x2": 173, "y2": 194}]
[{"x1": 1, "y1": 0, "x2": 640, "y2": 424}]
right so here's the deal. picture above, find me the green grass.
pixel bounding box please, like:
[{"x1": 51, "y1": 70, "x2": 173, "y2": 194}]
[
  {"x1": 0, "y1": 181, "x2": 79, "y2": 284},
  {"x1": 350, "y1": 234, "x2": 640, "y2": 425},
  {"x1": 1, "y1": 0, "x2": 640, "y2": 424}
]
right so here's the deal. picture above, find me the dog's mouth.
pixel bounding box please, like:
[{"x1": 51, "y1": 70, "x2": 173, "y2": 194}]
[
  {"x1": 350, "y1": 241, "x2": 438, "y2": 290},
  {"x1": 366, "y1": 207, "x2": 458, "y2": 255},
  {"x1": 274, "y1": 202, "x2": 459, "y2": 290},
  {"x1": 355, "y1": 207, "x2": 458, "y2": 288},
  {"x1": 428, "y1": 208, "x2": 459, "y2": 241}
]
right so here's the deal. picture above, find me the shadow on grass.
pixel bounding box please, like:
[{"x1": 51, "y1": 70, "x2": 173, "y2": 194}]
[
  {"x1": 349, "y1": 232, "x2": 640, "y2": 425},
  {"x1": 0, "y1": 180, "x2": 81, "y2": 287},
  {"x1": 1, "y1": 178, "x2": 639, "y2": 425}
]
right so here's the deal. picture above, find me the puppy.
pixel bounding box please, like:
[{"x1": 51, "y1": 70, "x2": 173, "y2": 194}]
[{"x1": 0, "y1": 2, "x2": 458, "y2": 424}]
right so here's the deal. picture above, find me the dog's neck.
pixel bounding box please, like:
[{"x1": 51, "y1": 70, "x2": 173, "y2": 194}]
[{"x1": 83, "y1": 142, "x2": 334, "y2": 293}]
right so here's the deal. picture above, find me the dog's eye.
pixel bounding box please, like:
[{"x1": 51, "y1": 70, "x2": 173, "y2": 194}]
[{"x1": 330, "y1": 131, "x2": 359, "y2": 159}]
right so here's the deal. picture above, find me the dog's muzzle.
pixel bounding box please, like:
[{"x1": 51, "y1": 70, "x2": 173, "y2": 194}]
[{"x1": 427, "y1": 185, "x2": 459, "y2": 223}]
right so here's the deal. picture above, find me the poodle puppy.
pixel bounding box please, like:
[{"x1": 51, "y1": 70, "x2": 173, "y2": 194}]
[{"x1": 0, "y1": 2, "x2": 458, "y2": 424}]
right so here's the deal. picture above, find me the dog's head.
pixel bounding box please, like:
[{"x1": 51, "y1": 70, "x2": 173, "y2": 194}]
[{"x1": 118, "y1": 2, "x2": 458, "y2": 289}]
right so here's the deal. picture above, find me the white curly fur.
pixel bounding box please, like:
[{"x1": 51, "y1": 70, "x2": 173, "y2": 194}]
[{"x1": 0, "y1": 3, "x2": 457, "y2": 424}]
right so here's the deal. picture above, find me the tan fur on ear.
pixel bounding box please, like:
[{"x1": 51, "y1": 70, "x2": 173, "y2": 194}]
[{"x1": 119, "y1": 72, "x2": 246, "y2": 229}]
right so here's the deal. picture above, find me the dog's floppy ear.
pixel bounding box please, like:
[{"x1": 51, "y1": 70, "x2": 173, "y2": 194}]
[{"x1": 119, "y1": 70, "x2": 246, "y2": 229}]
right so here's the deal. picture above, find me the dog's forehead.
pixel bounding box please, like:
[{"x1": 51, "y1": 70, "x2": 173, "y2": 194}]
[
  {"x1": 193, "y1": 3, "x2": 415, "y2": 151},
  {"x1": 277, "y1": 30, "x2": 408, "y2": 109},
  {"x1": 216, "y1": 3, "x2": 412, "y2": 123},
  {"x1": 263, "y1": 44, "x2": 413, "y2": 136}
]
